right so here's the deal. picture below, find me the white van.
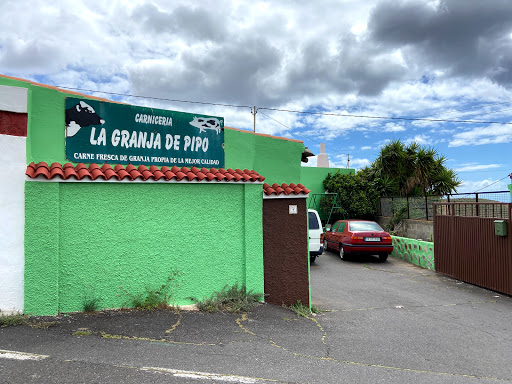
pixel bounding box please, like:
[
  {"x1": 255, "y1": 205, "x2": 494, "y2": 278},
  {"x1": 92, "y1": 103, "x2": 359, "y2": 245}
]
[{"x1": 308, "y1": 209, "x2": 324, "y2": 262}]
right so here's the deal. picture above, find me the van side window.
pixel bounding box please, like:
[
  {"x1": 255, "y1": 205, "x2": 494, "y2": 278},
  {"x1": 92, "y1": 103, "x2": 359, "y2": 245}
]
[
  {"x1": 331, "y1": 222, "x2": 340, "y2": 232},
  {"x1": 308, "y1": 211, "x2": 320, "y2": 230},
  {"x1": 337, "y1": 222, "x2": 346, "y2": 233}
]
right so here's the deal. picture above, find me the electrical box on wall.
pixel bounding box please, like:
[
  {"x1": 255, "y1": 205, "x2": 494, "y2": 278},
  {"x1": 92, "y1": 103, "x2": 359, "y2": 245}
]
[
  {"x1": 494, "y1": 220, "x2": 507, "y2": 236},
  {"x1": 289, "y1": 205, "x2": 298, "y2": 214}
]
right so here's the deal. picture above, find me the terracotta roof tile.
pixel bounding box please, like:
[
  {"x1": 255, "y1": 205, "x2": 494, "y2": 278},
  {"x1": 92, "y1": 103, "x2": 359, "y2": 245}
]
[
  {"x1": 26, "y1": 162, "x2": 265, "y2": 183},
  {"x1": 263, "y1": 182, "x2": 311, "y2": 196}
]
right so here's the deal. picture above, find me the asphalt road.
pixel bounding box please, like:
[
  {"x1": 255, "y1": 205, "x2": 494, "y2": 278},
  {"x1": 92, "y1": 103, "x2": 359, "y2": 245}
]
[{"x1": 1, "y1": 251, "x2": 512, "y2": 383}]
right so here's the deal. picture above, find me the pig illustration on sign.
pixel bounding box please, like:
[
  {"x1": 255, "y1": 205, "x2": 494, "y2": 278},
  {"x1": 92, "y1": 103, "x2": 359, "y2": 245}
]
[
  {"x1": 189, "y1": 117, "x2": 221, "y2": 134},
  {"x1": 65, "y1": 101, "x2": 105, "y2": 137}
]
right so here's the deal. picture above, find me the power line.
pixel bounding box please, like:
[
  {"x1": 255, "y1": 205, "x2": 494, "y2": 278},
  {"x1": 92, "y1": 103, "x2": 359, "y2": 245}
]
[
  {"x1": 56, "y1": 85, "x2": 512, "y2": 126},
  {"x1": 258, "y1": 110, "x2": 351, "y2": 161},
  {"x1": 258, "y1": 106, "x2": 512, "y2": 125},
  {"x1": 54, "y1": 86, "x2": 253, "y2": 110},
  {"x1": 473, "y1": 174, "x2": 511, "y2": 193},
  {"x1": 424, "y1": 101, "x2": 512, "y2": 118}
]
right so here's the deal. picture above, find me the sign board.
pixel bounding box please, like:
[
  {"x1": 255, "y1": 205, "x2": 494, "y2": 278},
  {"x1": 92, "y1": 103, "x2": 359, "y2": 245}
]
[{"x1": 65, "y1": 97, "x2": 224, "y2": 167}]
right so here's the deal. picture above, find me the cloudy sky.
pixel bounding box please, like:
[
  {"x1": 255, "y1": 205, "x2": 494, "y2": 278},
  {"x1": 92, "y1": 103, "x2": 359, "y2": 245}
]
[{"x1": 2, "y1": 0, "x2": 512, "y2": 194}]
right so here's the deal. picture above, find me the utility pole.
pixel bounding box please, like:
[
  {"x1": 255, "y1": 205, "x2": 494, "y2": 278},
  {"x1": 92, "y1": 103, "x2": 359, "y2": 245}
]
[{"x1": 252, "y1": 106, "x2": 257, "y2": 133}]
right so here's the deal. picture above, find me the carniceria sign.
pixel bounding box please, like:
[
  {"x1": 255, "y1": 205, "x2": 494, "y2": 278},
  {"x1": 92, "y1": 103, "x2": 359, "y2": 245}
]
[{"x1": 65, "y1": 97, "x2": 225, "y2": 167}]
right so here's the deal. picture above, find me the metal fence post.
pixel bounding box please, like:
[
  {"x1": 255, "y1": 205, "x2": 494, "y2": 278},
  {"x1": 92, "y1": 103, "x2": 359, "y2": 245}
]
[{"x1": 425, "y1": 195, "x2": 429, "y2": 221}]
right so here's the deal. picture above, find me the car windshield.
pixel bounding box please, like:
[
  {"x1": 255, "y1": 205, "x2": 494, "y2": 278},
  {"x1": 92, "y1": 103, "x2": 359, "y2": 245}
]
[
  {"x1": 349, "y1": 222, "x2": 383, "y2": 232},
  {"x1": 308, "y1": 212, "x2": 320, "y2": 229}
]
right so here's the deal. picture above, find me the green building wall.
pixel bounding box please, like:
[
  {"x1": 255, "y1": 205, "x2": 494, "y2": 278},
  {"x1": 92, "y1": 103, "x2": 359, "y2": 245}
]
[
  {"x1": 224, "y1": 128, "x2": 305, "y2": 185},
  {"x1": 0, "y1": 76, "x2": 308, "y2": 185},
  {"x1": 300, "y1": 166, "x2": 355, "y2": 213},
  {"x1": 25, "y1": 181, "x2": 263, "y2": 315},
  {"x1": 0, "y1": 75, "x2": 352, "y2": 188},
  {"x1": 2, "y1": 75, "x2": 345, "y2": 315}
]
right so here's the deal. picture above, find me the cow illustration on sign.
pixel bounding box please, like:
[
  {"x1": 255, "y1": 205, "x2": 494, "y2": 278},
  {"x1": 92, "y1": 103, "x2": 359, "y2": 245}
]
[
  {"x1": 65, "y1": 101, "x2": 105, "y2": 137},
  {"x1": 189, "y1": 117, "x2": 221, "y2": 134}
]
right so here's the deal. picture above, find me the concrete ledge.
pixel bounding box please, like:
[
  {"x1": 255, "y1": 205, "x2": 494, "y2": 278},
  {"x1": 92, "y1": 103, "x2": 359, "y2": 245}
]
[{"x1": 377, "y1": 216, "x2": 433, "y2": 241}]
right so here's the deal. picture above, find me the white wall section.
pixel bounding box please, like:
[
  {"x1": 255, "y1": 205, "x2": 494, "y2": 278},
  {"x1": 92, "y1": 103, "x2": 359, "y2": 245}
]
[
  {"x1": 0, "y1": 85, "x2": 28, "y2": 113},
  {"x1": 0, "y1": 135, "x2": 26, "y2": 313},
  {"x1": 0, "y1": 84, "x2": 27, "y2": 314}
]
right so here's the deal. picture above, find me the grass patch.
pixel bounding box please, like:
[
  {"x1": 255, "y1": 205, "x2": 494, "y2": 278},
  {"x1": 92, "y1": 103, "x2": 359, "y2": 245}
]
[
  {"x1": 286, "y1": 301, "x2": 326, "y2": 317},
  {"x1": 72, "y1": 330, "x2": 92, "y2": 336},
  {"x1": 190, "y1": 283, "x2": 263, "y2": 313},
  {"x1": 311, "y1": 304, "x2": 323, "y2": 314},
  {"x1": 0, "y1": 313, "x2": 27, "y2": 327},
  {"x1": 83, "y1": 297, "x2": 101, "y2": 313},
  {"x1": 82, "y1": 286, "x2": 102, "y2": 313},
  {"x1": 287, "y1": 300, "x2": 312, "y2": 317},
  {"x1": 120, "y1": 268, "x2": 183, "y2": 311}
]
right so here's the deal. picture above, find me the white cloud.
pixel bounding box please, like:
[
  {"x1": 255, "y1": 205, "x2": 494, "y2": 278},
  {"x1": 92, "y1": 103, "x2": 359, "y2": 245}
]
[
  {"x1": 331, "y1": 154, "x2": 370, "y2": 170},
  {"x1": 455, "y1": 163, "x2": 502, "y2": 172},
  {"x1": 350, "y1": 157, "x2": 371, "y2": 169},
  {"x1": 449, "y1": 124, "x2": 512, "y2": 147},
  {"x1": 457, "y1": 179, "x2": 510, "y2": 194},
  {"x1": 383, "y1": 122, "x2": 406, "y2": 132},
  {"x1": 405, "y1": 134, "x2": 432, "y2": 145},
  {"x1": 361, "y1": 146, "x2": 372, "y2": 150}
]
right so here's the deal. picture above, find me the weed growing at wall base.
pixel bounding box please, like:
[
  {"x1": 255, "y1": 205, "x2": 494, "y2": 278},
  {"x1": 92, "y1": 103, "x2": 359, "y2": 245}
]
[
  {"x1": 82, "y1": 287, "x2": 101, "y2": 312},
  {"x1": 189, "y1": 283, "x2": 264, "y2": 313},
  {"x1": 119, "y1": 268, "x2": 183, "y2": 311},
  {"x1": 0, "y1": 313, "x2": 27, "y2": 327},
  {"x1": 286, "y1": 301, "x2": 323, "y2": 317}
]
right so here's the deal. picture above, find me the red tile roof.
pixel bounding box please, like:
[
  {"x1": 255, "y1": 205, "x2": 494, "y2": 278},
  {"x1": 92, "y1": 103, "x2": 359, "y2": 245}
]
[
  {"x1": 263, "y1": 183, "x2": 310, "y2": 196},
  {"x1": 26, "y1": 162, "x2": 265, "y2": 183}
]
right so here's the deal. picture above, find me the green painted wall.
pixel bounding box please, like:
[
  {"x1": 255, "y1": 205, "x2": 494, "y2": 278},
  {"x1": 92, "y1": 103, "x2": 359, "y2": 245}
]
[
  {"x1": 25, "y1": 181, "x2": 263, "y2": 315},
  {"x1": 0, "y1": 77, "x2": 66, "y2": 164},
  {"x1": 391, "y1": 236, "x2": 434, "y2": 270},
  {"x1": 0, "y1": 76, "x2": 308, "y2": 185},
  {"x1": 224, "y1": 129, "x2": 305, "y2": 185},
  {"x1": 300, "y1": 167, "x2": 355, "y2": 213}
]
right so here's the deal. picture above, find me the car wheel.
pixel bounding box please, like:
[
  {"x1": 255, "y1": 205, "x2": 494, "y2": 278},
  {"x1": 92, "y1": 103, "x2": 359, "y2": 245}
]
[
  {"x1": 323, "y1": 239, "x2": 328, "y2": 251},
  {"x1": 310, "y1": 255, "x2": 317, "y2": 263},
  {"x1": 339, "y1": 244, "x2": 348, "y2": 260},
  {"x1": 379, "y1": 253, "x2": 388, "y2": 262}
]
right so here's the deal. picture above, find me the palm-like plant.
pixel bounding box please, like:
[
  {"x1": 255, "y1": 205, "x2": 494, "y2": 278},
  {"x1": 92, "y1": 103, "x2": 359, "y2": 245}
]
[{"x1": 370, "y1": 140, "x2": 459, "y2": 197}]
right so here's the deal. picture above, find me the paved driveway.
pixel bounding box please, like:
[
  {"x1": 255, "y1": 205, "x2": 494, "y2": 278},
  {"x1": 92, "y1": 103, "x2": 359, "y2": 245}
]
[
  {"x1": 311, "y1": 250, "x2": 512, "y2": 382},
  {"x1": 1, "y1": 251, "x2": 511, "y2": 383}
]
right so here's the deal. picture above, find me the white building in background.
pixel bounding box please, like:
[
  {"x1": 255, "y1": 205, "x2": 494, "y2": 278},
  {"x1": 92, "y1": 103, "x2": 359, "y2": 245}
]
[{"x1": 317, "y1": 143, "x2": 329, "y2": 168}]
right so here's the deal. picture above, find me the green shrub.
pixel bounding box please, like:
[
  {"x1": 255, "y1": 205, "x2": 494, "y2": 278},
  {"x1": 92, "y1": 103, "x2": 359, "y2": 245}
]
[
  {"x1": 323, "y1": 172, "x2": 379, "y2": 220},
  {"x1": 385, "y1": 202, "x2": 408, "y2": 235}
]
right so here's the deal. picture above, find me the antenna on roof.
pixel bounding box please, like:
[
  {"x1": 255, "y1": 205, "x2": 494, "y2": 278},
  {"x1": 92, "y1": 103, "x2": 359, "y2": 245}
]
[{"x1": 252, "y1": 106, "x2": 258, "y2": 133}]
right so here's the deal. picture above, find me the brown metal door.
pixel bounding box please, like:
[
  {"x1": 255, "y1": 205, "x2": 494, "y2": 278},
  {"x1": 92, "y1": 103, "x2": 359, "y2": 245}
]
[{"x1": 434, "y1": 202, "x2": 512, "y2": 295}]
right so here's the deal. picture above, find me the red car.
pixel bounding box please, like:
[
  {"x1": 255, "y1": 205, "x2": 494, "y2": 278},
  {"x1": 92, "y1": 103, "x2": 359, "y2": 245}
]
[{"x1": 323, "y1": 220, "x2": 393, "y2": 261}]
